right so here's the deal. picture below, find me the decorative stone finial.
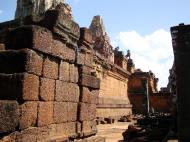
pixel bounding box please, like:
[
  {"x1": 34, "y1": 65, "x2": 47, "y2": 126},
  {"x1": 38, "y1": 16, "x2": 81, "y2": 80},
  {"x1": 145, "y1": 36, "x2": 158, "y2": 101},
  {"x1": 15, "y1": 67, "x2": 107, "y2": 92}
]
[
  {"x1": 89, "y1": 15, "x2": 113, "y2": 59},
  {"x1": 89, "y1": 15, "x2": 106, "y2": 39},
  {"x1": 15, "y1": 0, "x2": 65, "y2": 19}
]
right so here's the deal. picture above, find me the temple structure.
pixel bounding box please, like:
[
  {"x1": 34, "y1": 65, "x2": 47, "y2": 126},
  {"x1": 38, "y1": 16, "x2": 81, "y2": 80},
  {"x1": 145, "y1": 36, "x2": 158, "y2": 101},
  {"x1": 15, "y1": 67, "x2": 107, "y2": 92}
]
[{"x1": 0, "y1": 1, "x2": 174, "y2": 141}]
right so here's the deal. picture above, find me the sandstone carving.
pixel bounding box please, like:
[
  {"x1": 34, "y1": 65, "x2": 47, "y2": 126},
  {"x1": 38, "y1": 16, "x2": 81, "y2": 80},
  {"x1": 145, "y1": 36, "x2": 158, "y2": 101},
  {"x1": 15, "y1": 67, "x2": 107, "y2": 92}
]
[
  {"x1": 15, "y1": 0, "x2": 67, "y2": 19},
  {"x1": 89, "y1": 15, "x2": 113, "y2": 58}
]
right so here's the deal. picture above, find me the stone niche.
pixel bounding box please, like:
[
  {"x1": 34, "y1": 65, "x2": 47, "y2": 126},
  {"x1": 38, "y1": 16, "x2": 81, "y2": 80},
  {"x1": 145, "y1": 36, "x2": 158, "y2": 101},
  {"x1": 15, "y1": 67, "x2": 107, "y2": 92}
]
[{"x1": 0, "y1": 2, "x2": 105, "y2": 142}]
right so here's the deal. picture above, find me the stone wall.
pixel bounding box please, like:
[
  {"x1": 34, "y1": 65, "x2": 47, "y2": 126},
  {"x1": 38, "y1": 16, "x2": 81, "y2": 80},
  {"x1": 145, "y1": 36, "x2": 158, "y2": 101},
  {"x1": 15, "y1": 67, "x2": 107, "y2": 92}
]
[
  {"x1": 171, "y1": 23, "x2": 190, "y2": 141},
  {"x1": 129, "y1": 93, "x2": 172, "y2": 114},
  {"x1": 0, "y1": 6, "x2": 104, "y2": 142},
  {"x1": 93, "y1": 54, "x2": 132, "y2": 121}
]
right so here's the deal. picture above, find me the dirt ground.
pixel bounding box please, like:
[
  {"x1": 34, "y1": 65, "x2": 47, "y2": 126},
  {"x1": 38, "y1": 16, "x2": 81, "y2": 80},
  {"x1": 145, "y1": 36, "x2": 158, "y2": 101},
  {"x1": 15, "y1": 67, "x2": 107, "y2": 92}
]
[
  {"x1": 96, "y1": 122, "x2": 178, "y2": 142},
  {"x1": 96, "y1": 122, "x2": 133, "y2": 142}
]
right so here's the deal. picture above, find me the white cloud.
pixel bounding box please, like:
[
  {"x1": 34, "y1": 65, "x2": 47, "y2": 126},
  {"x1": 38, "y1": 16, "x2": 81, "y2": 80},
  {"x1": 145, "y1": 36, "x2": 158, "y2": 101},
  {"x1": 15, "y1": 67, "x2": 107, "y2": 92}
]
[
  {"x1": 112, "y1": 29, "x2": 174, "y2": 88},
  {"x1": 0, "y1": 10, "x2": 3, "y2": 14}
]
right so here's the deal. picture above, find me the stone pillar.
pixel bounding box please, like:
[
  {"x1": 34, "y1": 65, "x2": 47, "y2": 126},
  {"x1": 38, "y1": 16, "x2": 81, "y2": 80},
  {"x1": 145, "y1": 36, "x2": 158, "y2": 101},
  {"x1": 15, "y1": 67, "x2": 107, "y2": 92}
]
[{"x1": 171, "y1": 23, "x2": 190, "y2": 141}]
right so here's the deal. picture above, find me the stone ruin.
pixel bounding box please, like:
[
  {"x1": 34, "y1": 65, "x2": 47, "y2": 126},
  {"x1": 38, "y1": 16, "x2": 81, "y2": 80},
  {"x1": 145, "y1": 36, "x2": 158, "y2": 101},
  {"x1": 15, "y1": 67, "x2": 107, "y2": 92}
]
[
  {"x1": 170, "y1": 23, "x2": 190, "y2": 141},
  {"x1": 0, "y1": 0, "x2": 182, "y2": 141},
  {"x1": 0, "y1": 1, "x2": 104, "y2": 142},
  {"x1": 15, "y1": 0, "x2": 72, "y2": 19}
]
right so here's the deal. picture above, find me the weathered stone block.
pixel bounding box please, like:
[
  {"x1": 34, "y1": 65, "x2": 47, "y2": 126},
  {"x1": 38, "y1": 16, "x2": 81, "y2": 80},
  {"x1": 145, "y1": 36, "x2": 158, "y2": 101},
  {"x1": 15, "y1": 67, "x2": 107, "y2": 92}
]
[
  {"x1": 59, "y1": 61, "x2": 70, "y2": 82},
  {"x1": 82, "y1": 121, "x2": 97, "y2": 136},
  {"x1": 80, "y1": 74, "x2": 100, "y2": 89},
  {"x1": 55, "y1": 81, "x2": 79, "y2": 102},
  {"x1": 43, "y1": 56, "x2": 59, "y2": 79},
  {"x1": 82, "y1": 121, "x2": 92, "y2": 133},
  {"x1": 79, "y1": 28, "x2": 93, "y2": 44},
  {"x1": 16, "y1": 127, "x2": 38, "y2": 142},
  {"x1": 85, "y1": 53, "x2": 93, "y2": 67},
  {"x1": 81, "y1": 87, "x2": 91, "y2": 103},
  {"x1": 69, "y1": 64, "x2": 79, "y2": 83},
  {"x1": 55, "y1": 80, "x2": 68, "y2": 102},
  {"x1": 54, "y1": 102, "x2": 67, "y2": 123},
  {"x1": 77, "y1": 52, "x2": 85, "y2": 65},
  {"x1": 19, "y1": 102, "x2": 37, "y2": 130},
  {"x1": 38, "y1": 102, "x2": 53, "y2": 127},
  {"x1": 14, "y1": 73, "x2": 39, "y2": 101},
  {"x1": 79, "y1": 65, "x2": 92, "y2": 75},
  {"x1": 79, "y1": 103, "x2": 96, "y2": 121},
  {"x1": 37, "y1": 124, "x2": 56, "y2": 141},
  {"x1": 66, "y1": 122, "x2": 77, "y2": 137},
  {"x1": 70, "y1": 20, "x2": 80, "y2": 39},
  {"x1": 0, "y1": 49, "x2": 43, "y2": 76},
  {"x1": 67, "y1": 102, "x2": 78, "y2": 122},
  {"x1": 6, "y1": 25, "x2": 53, "y2": 54},
  {"x1": 68, "y1": 83, "x2": 80, "y2": 102},
  {"x1": 56, "y1": 123, "x2": 68, "y2": 136},
  {"x1": 0, "y1": 132, "x2": 17, "y2": 142},
  {"x1": 0, "y1": 101, "x2": 19, "y2": 133},
  {"x1": 76, "y1": 121, "x2": 82, "y2": 134},
  {"x1": 45, "y1": 10, "x2": 80, "y2": 40},
  {"x1": 56, "y1": 122, "x2": 77, "y2": 137},
  {"x1": 89, "y1": 104, "x2": 96, "y2": 120},
  {"x1": 79, "y1": 103, "x2": 88, "y2": 121},
  {"x1": 40, "y1": 77, "x2": 55, "y2": 101},
  {"x1": 91, "y1": 90, "x2": 99, "y2": 104},
  {"x1": 51, "y1": 39, "x2": 76, "y2": 62},
  {"x1": 0, "y1": 74, "x2": 14, "y2": 100},
  {"x1": 0, "y1": 73, "x2": 39, "y2": 101}
]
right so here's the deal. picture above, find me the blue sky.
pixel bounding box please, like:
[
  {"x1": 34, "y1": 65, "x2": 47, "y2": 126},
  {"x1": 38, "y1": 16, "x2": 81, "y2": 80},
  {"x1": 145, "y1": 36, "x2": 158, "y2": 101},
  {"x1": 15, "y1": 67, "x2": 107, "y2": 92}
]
[{"x1": 0, "y1": 0, "x2": 190, "y2": 88}]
